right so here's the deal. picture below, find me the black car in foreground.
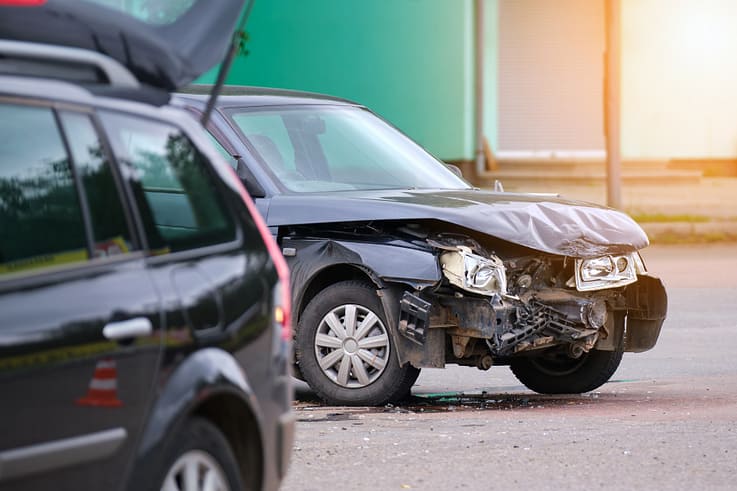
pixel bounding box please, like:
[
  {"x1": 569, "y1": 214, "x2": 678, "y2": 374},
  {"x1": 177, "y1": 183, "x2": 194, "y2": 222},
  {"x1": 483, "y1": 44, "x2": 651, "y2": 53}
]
[
  {"x1": 0, "y1": 1, "x2": 293, "y2": 490},
  {"x1": 175, "y1": 86, "x2": 668, "y2": 407}
]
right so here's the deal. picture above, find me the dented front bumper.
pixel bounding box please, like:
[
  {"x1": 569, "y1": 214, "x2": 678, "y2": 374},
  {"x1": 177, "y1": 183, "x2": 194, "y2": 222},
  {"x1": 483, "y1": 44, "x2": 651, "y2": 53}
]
[
  {"x1": 394, "y1": 273, "x2": 668, "y2": 368},
  {"x1": 624, "y1": 274, "x2": 668, "y2": 352}
]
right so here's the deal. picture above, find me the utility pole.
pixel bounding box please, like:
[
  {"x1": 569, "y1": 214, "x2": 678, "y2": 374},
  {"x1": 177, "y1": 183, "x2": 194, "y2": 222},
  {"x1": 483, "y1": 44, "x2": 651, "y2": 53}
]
[
  {"x1": 604, "y1": 0, "x2": 622, "y2": 208},
  {"x1": 474, "y1": 0, "x2": 486, "y2": 180}
]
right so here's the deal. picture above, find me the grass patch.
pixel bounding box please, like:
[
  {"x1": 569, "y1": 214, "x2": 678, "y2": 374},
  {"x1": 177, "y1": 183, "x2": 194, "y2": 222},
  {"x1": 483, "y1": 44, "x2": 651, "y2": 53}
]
[
  {"x1": 648, "y1": 231, "x2": 737, "y2": 245},
  {"x1": 628, "y1": 212, "x2": 710, "y2": 223}
]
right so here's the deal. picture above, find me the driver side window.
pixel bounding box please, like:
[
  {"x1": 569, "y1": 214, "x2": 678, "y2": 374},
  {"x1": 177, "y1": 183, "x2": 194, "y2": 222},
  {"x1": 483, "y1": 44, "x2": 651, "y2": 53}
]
[{"x1": 232, "y1": 113, "x2": 297, "y2": 176}]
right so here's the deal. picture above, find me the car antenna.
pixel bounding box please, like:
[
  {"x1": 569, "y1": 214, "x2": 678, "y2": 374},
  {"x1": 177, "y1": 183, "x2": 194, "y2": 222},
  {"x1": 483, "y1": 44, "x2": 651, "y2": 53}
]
[{"x1": 201, "y1": 0, "x2": 255, "y2": 127}]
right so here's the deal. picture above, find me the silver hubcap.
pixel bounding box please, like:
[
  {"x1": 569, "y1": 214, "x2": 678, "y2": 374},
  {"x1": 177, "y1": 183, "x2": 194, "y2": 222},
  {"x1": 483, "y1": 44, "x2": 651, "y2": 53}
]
[
  {"x1": 314, "y1": 303, "x2": 390, "y2": 389},
  {"x1": 161, "y1": 450, "x2": 230, "y2": 491}
]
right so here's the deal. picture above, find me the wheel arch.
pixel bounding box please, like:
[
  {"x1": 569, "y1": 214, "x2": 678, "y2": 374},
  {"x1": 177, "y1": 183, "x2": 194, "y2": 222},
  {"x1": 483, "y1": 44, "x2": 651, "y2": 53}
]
[
  {"x1": 129, "y1": 348, "x2": 265, "y2": 491},
  {"x1": 193, "y1": 392, "x2": 263, "y2": 491},
  {"x1": 296, "y1": 263, "x2": 382, "y2": 322}
]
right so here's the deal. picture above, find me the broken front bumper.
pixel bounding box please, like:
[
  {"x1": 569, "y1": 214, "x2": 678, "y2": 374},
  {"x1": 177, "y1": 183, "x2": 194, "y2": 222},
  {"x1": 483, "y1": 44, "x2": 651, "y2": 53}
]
[
  {"x1": 623, "y1": 274, "x2": 668, "y2": 352},
  {"x1": 393, "y1": 274, "x2": 668, "y2": 368}
]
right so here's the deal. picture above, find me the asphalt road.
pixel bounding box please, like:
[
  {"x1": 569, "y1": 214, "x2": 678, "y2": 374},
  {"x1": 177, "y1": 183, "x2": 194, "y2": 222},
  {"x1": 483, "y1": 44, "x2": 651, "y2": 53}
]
[{"x1": 281, "y1": 244, "x2": 737, "y2": 491}]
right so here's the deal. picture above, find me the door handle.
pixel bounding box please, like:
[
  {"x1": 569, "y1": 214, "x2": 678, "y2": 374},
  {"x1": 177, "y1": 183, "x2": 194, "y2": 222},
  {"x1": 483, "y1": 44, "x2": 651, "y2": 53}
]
[{"x1": 103, "y1": 317, "x2": 152, "y2": 341}]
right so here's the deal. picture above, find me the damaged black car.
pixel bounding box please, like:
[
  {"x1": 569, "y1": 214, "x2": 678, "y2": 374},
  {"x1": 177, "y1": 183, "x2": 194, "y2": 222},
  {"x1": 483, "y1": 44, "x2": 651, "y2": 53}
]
[{"x1": 175, "y1": 87, "x2": 668, "y2": 406}]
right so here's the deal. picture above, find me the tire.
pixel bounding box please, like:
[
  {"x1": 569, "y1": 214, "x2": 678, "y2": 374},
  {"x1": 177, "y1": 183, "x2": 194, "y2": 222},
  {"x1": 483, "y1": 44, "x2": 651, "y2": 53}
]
[
  {"x1": 510, "y1": 343, "x2": 624, "y2": 394},
  {"x1": 296, "y1": 280, "x2": 420, "y2": 406},
  {"x1": 156, "y1": 417, "x2": 243, "y2": 491}
]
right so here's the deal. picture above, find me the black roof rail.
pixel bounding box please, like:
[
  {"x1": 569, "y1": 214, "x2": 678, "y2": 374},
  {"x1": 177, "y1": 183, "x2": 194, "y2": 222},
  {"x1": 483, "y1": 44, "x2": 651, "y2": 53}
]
[{"x1": 0, "y1": 40, "x2": 139, "y2": 89}]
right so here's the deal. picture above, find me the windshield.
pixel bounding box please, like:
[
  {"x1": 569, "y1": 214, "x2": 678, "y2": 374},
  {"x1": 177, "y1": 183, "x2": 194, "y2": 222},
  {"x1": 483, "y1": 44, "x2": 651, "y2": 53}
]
[{"x1": 229, "y1": 106, "x2": 470, "y2": 193}]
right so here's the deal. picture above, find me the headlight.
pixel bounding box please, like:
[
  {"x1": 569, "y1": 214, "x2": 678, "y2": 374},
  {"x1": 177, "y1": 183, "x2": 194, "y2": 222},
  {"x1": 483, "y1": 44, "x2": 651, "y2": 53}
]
[
  {"x1": 440, "y1": 246, "x2": 507, "y2": 296},
  {"x1": 575, "y1": 253, "x2": 638, "y2": 291},
  {"x1": 632, "y1": 252, "x2": 647, "y2": 274}
]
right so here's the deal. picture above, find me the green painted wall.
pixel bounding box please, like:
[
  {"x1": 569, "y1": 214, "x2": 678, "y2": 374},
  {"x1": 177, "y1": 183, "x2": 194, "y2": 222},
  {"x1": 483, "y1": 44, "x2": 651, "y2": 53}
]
[{"x1": 200, "y1": 0, "x2": 476, "y2": 161}]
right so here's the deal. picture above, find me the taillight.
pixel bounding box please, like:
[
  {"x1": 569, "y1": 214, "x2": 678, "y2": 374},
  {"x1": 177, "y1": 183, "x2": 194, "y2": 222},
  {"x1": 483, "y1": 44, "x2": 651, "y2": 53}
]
[
  {"x1": 0, "y1": 0, "x2": 46, "y2": 5},
  {"x1": 272, "y1": 280, "x2": 292, "y2": 342},
  {"x1": 226, "y1": 166, "x2": 292, "y2": 341}
]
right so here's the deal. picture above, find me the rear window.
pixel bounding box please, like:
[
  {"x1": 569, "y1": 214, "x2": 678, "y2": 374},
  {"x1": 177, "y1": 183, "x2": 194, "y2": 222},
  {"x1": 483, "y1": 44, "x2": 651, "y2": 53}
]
[{"x1": 100, "y1": 111, "x2": 236, "y2": 254}]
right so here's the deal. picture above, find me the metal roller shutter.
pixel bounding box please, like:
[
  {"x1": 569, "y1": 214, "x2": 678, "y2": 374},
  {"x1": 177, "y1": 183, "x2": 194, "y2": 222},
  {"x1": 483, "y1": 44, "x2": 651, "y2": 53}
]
[{"x1": 498, "y1": 0, "x2": 605, "y2": 155}]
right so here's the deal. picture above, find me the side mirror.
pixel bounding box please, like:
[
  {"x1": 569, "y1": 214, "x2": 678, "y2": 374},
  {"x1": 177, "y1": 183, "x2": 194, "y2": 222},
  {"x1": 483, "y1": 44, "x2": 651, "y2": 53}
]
[
  {"x1": 445, "y1": 164, "x2": 463, "y2": 179},
  {"x1": 236, "y1": 159, "x2": 266, "y2": 198}
]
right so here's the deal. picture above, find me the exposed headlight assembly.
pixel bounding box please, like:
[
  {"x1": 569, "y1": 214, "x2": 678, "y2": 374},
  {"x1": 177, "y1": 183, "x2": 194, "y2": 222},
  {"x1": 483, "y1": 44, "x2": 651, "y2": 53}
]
[
  {"x1": 440, "y1": 246, "x2": 507, "y2": 296},
  {"x1": 575, "y1": 253, "x2": 639, "y2": 291}
]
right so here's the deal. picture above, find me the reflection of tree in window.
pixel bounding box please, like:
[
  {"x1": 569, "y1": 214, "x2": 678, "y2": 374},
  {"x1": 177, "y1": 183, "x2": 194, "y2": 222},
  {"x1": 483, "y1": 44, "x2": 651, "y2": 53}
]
[
  {"x1": 0, "y1": 157, "x2": 87, "y2": 269},
  {"x1": 165, "y1": 133, "x2": 228, "y2": 233},
  {"x1": 133, "y1": 148, "x2": 176, "y2": 190},
  {"x1": 81, "y1": 143, "x2": 130, "y2": 245},
  {"x1": 0, "y1": 103, "x2": 88, "y2": 273},
  {"x1": 99, "y1": 111, "x2": 234, "y2": 254},
  {"x1": 59, "y1": 111, "x2": 133, "y2": 255}
]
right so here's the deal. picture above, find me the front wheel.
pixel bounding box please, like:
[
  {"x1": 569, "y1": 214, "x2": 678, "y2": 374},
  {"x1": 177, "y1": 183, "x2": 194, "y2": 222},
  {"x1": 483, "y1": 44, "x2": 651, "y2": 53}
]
[
  {"x1": 510, "y1": 345, "x2": 624, "y2": 394},
  {"x1": 296, "y1": 281, "x2": 420, "y2": 406}
]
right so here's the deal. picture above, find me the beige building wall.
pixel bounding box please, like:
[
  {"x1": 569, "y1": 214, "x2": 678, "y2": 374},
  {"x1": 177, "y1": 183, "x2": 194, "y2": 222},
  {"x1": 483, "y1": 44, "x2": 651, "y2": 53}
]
[{"x1": 622, "y1": 0, "x2": 737, "y2": 159}]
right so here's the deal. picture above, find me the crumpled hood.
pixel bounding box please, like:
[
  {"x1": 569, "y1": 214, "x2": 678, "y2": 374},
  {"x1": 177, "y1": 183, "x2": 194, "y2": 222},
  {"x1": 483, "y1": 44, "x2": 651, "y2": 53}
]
[
  {"x1": 0, "y1": 0, "x2": 247, "y2": 90},
  {"x1": 266, "y1": 189, "x2": 649, "y2": 257}
]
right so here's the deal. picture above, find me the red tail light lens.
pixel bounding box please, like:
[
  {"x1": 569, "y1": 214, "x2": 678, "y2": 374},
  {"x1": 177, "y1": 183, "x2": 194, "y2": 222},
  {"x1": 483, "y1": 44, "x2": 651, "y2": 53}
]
[
  {"x1": 0, "y1": 1, "x2": 47, "y2": 5},
  {"x1": 272, "y1": 281, "x2": 291, "y2": 341}
]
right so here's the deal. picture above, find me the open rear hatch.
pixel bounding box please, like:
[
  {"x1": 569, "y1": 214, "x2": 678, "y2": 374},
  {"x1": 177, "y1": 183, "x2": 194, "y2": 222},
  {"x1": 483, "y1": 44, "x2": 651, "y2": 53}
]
[{"x1": 0, "y1": 0, "x2": 248, "y2": 93}]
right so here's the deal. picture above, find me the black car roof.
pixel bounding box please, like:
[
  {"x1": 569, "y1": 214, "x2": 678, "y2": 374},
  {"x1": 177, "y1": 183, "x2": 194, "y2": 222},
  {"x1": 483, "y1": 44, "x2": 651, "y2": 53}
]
[{"x1": 175, "y1": 85, "x2": 361, "y2": 109}]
